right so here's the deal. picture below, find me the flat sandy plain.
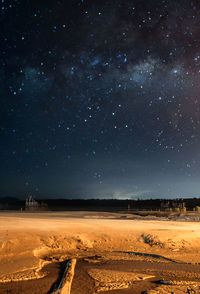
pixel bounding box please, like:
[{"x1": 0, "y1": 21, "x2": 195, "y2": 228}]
[{"x1": 1, "y1": 211, "x2": 200, "y2": 293}]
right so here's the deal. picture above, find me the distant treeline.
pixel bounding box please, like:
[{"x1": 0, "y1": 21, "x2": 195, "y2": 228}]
[{"x1": 1, "y1": 197, "x2": 200, "y2": 211}]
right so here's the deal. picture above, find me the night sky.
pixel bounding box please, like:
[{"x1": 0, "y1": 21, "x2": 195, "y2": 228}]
[{"x1": 1, "y1": 0, "x2": 200, "y2": 199}]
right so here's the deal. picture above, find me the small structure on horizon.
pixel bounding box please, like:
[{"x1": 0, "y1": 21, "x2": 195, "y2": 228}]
[
  {"x1": 25, "y1": 195, "x2": 48, "y2": 211},
  {"x1": 160, "y1": 199, "x2": 186, "y2": 211}
]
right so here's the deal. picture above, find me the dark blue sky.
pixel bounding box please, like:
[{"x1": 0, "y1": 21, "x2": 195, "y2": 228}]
[{"x1": 1, "y1": 0, "x2": 200, "y2": 199}]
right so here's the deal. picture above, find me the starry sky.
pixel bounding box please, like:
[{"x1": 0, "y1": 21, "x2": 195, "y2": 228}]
[{"x1": 1, "y1": 0, "x2": 200, "y2": 199}]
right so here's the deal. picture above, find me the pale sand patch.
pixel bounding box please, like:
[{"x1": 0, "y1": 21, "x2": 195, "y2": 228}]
[
  {"x1": 88, "y1": 268, "x2": 155, "y2": 292},
  {"x1": 148, "y1": 281, "x2": 200, "y2": 294},
  {"x1": 0, "y1": 259, "x2": 50, "y2": 283}
]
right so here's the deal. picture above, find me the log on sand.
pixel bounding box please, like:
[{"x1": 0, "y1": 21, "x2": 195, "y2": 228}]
[{"x1": 55, "y1": 259, "x2": 77, "y2": 294}]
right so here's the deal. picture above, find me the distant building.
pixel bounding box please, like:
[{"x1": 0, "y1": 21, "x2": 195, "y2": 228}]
[
  {"x1": 25, "y1": 195, "x2": 48, "y2": 211},
  {"x1": 160, "y1": 199, "x2": 185, "y2": 211}
]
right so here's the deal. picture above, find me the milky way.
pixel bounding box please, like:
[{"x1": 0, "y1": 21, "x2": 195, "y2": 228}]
[{"x1": 1, "y1": 0, "x2": 200, "y2": 199}]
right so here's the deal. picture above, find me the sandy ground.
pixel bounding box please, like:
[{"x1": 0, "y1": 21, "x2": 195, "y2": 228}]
[{"x1": 1, "y1": 211, "x2": 200, "y2": 293}]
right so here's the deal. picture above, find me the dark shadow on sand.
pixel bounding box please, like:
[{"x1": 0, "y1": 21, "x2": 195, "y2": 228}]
[
  {"x1": 114, "y1": 251, "x2": 188, "y2": 264},
  {"x1": 47, "y1": 260, "x2": 68, "y2": 294}
]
